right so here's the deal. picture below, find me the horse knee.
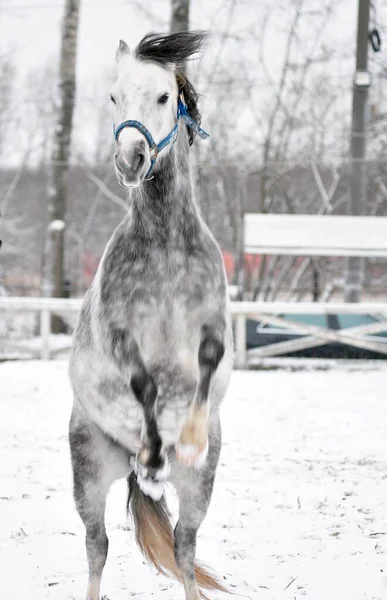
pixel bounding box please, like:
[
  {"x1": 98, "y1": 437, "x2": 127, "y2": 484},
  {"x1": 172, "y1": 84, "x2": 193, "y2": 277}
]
[
  {"x1": 199, "y1": 336, "x2": 225, "y2": 372},
  {"x1": 197, "y1": 329, "x2": 225, "y2": 406},
  {"x1": 131, "y1": 367, "x2": 157, "y2": 408}
]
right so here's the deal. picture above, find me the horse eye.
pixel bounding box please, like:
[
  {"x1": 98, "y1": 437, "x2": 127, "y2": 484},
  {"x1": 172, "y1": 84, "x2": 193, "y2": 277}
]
[
  {"x1": 110, "y1": 94, "x2": 116, "y2": 105},
  {"x1": 157, "y1": 93, "x2": 169, "y2": 105}
]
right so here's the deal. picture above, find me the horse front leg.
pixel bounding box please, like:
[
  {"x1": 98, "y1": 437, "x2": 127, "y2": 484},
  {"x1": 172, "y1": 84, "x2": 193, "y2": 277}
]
[
  {"x1": 111, "y1": 327, "x2": 169, "y2": 497},
  {"x1": 176, "y1": 321, "x2": 225, "y2": 468},
  {"x1": 131, "y1": 366, "x2": 170, "y2": 499}
]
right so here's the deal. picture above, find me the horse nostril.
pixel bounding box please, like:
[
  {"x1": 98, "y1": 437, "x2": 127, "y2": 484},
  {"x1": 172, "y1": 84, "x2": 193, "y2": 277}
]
[
  {"x1": 131, "y1": 142, "x2": 146, "y2": 174},
  {"x1": 135, "y1": 151, "x2": 145, "y2": 173}
]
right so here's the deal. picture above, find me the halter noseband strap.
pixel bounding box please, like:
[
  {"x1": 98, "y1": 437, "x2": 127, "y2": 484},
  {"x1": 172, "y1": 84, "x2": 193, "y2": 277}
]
[{"x1": 113, "y1": 96, "x2": 209, "y2": 179}]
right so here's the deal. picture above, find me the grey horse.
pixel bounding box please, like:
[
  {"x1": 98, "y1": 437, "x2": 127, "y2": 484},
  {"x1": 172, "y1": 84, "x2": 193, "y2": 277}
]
[{"x1": 69, "y1": 31, "x2": 233, "y2": 600}]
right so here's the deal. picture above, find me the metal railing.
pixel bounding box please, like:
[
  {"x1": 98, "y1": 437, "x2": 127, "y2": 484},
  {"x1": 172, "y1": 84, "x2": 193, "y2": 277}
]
[{"x1": 1, "y1": 297, "x2": 387, "y2": 366}]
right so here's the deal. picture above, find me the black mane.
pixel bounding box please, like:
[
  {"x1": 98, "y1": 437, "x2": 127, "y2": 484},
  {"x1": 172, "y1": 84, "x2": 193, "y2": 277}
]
[
  {"x1": 135, "y1": 31, "x2": 205, "y2": 67},
  {"x1": 135, "y1": 32, "x2": 206, "y2": 145}
]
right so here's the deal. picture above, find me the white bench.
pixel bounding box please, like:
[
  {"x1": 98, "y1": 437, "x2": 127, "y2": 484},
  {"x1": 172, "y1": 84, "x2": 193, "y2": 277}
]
[
  {"x1": 244, "y1": 214, "x2": 387, "y2": 257},
  {"x1": 235, "y1": 214, "x2": 387, "y2": 366}
]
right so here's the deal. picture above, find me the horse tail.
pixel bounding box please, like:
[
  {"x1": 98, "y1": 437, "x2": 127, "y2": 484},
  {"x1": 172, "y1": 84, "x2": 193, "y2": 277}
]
[{"x1": 127, "y1": 472, "x2": 228, "y2": 599}]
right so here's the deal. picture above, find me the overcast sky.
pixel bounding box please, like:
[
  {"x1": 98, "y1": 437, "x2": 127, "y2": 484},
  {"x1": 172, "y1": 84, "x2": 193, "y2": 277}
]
[{"x1": 1, "y1": 0, "x2": 360, "y2": 88}]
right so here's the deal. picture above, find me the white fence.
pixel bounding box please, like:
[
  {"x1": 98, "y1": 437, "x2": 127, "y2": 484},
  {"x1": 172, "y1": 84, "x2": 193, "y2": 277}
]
[
  {"x1": 2, "y1": 297, "x2": 387, "y2": 367},
  {"x1": 0, "y1": 297, "x2": 82, "y2": 361}
]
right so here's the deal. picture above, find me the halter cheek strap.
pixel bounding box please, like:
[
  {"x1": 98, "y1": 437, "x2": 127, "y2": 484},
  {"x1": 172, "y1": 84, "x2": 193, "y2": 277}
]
[
  {"x1": 177, "y1": 98, "x2": 209, "y2": 141},
  {"x1": 113, "y1": 96, "x2": 209, "y2": 179}
]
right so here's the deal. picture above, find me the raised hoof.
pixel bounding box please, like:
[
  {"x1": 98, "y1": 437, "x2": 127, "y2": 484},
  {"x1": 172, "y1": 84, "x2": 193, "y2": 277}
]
[
  {"x1": 176, "y1": 409, "x2": 209, "y2": 469},
  {"x1": 134, "y1": 452, "x2": 170, "y2": 501},
  {"x1": 176, "y1": 439, "x2": 209, "y2": 469}
]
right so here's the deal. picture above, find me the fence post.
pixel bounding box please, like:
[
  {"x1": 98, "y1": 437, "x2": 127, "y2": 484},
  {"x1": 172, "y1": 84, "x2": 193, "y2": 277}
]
[
  {"x1": 235, "y1": 314, "x2": 247, "y2": 369},
  {"x1": 40, "y1": 308, "x2": 51, "y2": 360}
]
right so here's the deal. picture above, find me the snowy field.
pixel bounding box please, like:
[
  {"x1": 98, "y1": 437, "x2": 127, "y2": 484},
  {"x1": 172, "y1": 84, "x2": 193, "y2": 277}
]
[{"x1": 1, "y1": 361, "x2": 387, "y2": 600}]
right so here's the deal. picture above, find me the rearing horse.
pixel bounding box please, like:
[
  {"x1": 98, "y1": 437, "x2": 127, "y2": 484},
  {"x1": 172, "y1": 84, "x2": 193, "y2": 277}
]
[{"x1": 69, "y1": 31, "x2": 233, "y2": 600}]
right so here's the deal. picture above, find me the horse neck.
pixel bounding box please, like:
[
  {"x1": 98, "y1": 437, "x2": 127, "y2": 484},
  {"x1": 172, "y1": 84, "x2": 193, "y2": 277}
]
[{"x1": 130, "y1": 131, "x2": 199, "y2": 238}]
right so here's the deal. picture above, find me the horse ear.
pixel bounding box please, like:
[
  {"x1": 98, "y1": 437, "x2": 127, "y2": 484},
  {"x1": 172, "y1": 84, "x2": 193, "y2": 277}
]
[{"x1": 116, "y1": 40, "x2": 130, "y2": 62}]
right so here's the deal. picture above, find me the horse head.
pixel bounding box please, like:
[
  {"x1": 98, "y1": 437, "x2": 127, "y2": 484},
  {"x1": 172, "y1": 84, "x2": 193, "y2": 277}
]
[{"x1": 111, "y1": 32, "x2": 205, "y2": 187}]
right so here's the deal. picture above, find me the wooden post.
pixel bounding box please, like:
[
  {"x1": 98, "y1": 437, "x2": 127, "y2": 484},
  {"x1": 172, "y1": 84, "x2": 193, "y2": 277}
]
[
  {"x1": 235, "y1": 314, "x2": 247, "y2": 369},
  {"x1": 40, "y1": 308, "x2": 51, "y2": 360},
  {"x1": 345, "y1": 0, "x2": 370, "y2": 302}
]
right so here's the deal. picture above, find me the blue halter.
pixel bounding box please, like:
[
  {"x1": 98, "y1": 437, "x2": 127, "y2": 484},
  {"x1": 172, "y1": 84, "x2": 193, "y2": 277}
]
[{"x1": 113, "y1": 96, "x2": 209, "y2": 179}]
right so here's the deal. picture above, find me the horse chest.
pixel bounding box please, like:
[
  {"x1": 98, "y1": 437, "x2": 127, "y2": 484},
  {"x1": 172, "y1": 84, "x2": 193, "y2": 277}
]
[
  {"x1": 100, "y1": 216, "x2": 226, "y2": 364},
  {"x1": 129, "y1": 252, "x2": 218, "y2": 319}
]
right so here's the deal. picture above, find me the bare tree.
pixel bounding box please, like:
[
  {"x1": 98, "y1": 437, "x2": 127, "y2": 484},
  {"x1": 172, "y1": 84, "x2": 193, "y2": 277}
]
[
  {"x1": 238, "y1": 1, "x2": 350, "y2": 300},
  {"x1": 42, "y1": 0, "x2": 80, "y2": 331},
  {"x1": 193, "y1": 1, "x2": 348, "y2": 300}
]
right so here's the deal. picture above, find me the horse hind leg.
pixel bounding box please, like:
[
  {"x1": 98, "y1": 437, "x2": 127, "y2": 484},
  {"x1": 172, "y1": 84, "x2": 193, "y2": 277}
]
[
  {"x1": 172, "y1": 417, "x2": 227, "y2": 600},
  {"x1": 177, "y1": 323, "x2": 225, "y2": 468},
  {"x1": 69, "y1": 408, "x2": 130, "y2": 600}
]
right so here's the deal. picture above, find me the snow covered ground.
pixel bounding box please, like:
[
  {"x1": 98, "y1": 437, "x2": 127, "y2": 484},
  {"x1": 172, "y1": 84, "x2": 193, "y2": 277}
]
[{"x1": 1, "y1": 360, "x2": 387, "y2": 600}]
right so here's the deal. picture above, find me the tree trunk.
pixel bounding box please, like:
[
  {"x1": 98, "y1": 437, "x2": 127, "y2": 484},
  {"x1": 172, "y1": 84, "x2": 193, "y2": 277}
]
[
  {"x1": 42, "y1": 0, "x2": 80, "y2": 332},
  {"x1": 171, "y1": 0, "x2": 191, "y2": 75},
  {"x1": 0, "y1": 58, "x2": 15, "y2": 158},
  {"x1": 171, "y1": 0, "x2": 190, "y2": 75},
  {"x1": 171, "y1": 0, "x2": 190, "y2": 34}
]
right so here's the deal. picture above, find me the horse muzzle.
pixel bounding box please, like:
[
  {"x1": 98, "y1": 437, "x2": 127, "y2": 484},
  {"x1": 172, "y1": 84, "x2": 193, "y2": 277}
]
[{"x1": 114, "y1": 138, "x2": 150, "y2": 187}]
